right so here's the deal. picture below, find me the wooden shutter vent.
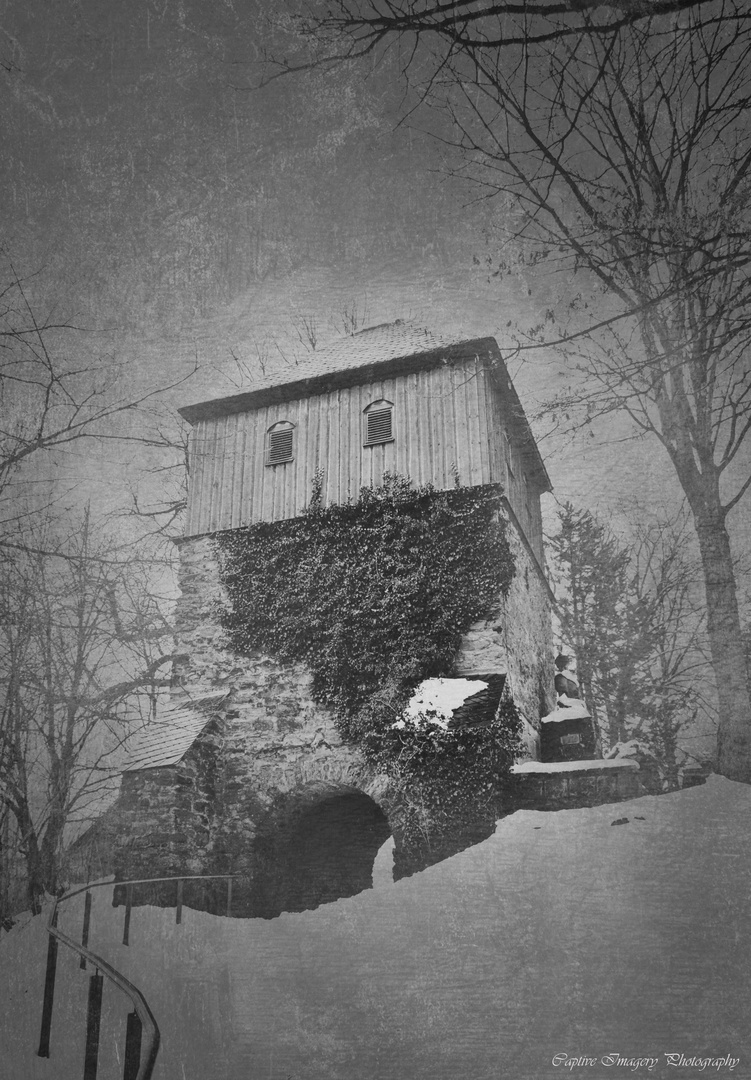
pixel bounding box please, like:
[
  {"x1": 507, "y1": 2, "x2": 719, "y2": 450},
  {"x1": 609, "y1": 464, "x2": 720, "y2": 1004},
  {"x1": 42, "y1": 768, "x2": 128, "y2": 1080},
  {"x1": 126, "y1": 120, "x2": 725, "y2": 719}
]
[
  {"x1": 266, "y1": 427, "x2": 294, "y2": 465},
  {"x1": 365, "y1": 407, "x2": 393, "y2": 445}
]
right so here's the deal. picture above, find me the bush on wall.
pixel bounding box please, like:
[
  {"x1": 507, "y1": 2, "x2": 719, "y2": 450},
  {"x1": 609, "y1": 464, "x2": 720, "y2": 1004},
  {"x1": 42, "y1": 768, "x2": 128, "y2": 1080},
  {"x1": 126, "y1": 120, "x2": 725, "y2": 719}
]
[{"x1": 216, "y1": 473, "x2": 522, "y2": 846}]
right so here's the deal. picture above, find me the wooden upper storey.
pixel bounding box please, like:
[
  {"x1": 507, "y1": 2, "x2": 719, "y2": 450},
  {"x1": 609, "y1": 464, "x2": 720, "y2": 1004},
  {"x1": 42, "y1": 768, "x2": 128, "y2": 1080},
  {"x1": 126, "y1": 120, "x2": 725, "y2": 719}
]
[{"x1": 179, "y1": 323, "x2": 550, "y2": 561}]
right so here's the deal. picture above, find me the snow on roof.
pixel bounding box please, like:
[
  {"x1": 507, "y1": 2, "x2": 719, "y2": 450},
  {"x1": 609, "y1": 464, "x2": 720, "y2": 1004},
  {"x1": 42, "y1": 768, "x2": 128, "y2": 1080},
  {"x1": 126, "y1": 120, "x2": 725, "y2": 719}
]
[
  {"x1": 399, "y1": 678, "x2": 489, "y2": 730},
  {"x1": 280, "y1": 321, "x2": 460, "y2": 387},
  {"x1": 511, "y1": 759, "x2": 639, "y2": 774},
  {"x1": 178, "y1": 321, "x2": 469, "y2": 426},
  {"x1": 122, "y1": 691, "x2": 228, "y2": 772}
]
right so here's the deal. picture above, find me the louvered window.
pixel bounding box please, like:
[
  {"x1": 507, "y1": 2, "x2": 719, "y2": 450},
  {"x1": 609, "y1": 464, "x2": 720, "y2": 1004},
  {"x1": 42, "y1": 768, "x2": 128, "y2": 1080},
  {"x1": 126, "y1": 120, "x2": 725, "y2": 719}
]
[
  {"x1": 363, "y1": 400, "x2": 394, "y2": 446},
  {"x1": 266, "y1": 422, "x2": 294, "y2": 466}
]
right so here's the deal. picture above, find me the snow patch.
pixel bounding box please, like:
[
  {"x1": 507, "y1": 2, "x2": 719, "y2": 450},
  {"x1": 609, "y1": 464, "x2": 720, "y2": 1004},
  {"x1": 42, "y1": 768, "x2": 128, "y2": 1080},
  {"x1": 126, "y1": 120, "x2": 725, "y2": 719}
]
[
  {"x1": 606, "y1": 738, "x2": 654, "y2": 760},
  {"x1": 399, "y1": 677, "x2": 488, "y2": 730},
  {"x1": 2, "y1": 774, "x2": 749, "y2": 1080},
  {"x1": 541, "y1": 700, "x2": 592, "y2": 724},
  {"x1": 511, "y1": 758, "x2": 639, "y2": 774}
]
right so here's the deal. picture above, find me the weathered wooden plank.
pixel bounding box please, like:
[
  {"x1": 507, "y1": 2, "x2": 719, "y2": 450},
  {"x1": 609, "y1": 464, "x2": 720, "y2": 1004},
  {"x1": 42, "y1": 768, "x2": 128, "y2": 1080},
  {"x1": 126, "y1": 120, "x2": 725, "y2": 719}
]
[
  {"x1": 486, "y1": 375, "x2": 504, "y2": 487},
  {"x1": 333, "y1": 390, "x2": 345, "y2": 508},
  {"x1": 227, "y1": 412, "x2": 242, "y2": 532},
  {"x1": 347, "y1": 383, "x2": 361, "y2": 503},
  {"x1": 294, "y1": 394, "x2": 308, "y2": 515},
  {"x1": 473, "y1": 359, "x2": 488, "y2": 485},
  {"x1": 247, "y1": 405, "x2": 265, "y2": 527},
  {"x1": 188, "y1": 423, "x2": 208, "y2": 536},
  {"x1": 233, "y1": 417, "x2": 248, "y2": 531},
  {"x1": 318, "y1": 394, "x2": 330, "y2": 507},
  {"x1": 206, "y1": 416, "x2": 224, "y2": 534},
  {"x1": 455, "y1": 364, "x2": 473, "y2": 484},
  {"x1": 415, "y1": 369, "x2": 429, "y2": 486},
  {"x1": 215, "y1": 414, "x2": 229, "y2": 533},
  {"x1": 382, "y1": 377, "x2": 397, "y2": 482}
]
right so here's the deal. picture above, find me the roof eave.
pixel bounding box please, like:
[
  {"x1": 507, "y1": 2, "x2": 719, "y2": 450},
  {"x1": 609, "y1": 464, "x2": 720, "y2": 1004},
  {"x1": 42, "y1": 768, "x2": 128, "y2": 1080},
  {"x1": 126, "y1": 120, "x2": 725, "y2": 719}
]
[{"x1": 178, "y1": 337, "x2": 497, "y2": 425}]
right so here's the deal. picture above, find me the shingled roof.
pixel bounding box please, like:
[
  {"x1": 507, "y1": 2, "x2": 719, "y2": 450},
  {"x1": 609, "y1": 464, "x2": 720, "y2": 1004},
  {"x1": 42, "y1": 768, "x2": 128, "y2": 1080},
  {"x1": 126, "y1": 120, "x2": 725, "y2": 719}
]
[
  {"x1": 286, "y1": 321, "x2": 457, "y2": 382},
  {"x1": 178, "y1": 321, "x2": 482, "y2": 424},
  {"x1": 122, "y1": 691, "x2": 227, "y2": 772}
]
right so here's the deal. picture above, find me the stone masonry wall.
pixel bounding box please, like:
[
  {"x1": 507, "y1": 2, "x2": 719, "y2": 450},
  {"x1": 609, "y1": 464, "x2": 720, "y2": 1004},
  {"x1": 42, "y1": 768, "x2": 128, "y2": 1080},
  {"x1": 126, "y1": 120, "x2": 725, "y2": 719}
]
[
  {"x1": 116, "y1": 511, "x2": 554, "y2": 891},
  {"x1": 151, "y1": 534, "x2": 388, "y2": 883},
  {"x1": 178, "y1": 510, "x2": 553, "y2": 750},
  {"x1": 454, "y1": 508, "x2": 555, "y2": 758}
]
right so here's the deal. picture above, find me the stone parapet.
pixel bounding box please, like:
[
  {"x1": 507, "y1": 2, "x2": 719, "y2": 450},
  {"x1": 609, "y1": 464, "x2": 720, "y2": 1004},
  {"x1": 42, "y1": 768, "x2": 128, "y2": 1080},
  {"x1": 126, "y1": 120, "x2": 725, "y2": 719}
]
[{"x1": 509, "y1": 760, "x2": 642, "y2": 810}]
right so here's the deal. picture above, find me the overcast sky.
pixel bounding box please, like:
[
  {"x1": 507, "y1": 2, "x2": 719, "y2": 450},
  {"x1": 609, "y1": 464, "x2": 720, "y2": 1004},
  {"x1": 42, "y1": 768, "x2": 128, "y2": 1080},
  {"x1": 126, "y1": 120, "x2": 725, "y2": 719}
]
[{"x1": 3, "y1": 0, "x2": 749, "y2": 589}]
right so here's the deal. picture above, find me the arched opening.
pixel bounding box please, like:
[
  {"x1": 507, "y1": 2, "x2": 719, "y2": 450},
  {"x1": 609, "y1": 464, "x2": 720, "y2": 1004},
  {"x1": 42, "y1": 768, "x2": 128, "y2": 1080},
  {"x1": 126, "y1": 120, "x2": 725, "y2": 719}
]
[{"x1": 250, "y1": 785, "x2": 392, "y2": 919}]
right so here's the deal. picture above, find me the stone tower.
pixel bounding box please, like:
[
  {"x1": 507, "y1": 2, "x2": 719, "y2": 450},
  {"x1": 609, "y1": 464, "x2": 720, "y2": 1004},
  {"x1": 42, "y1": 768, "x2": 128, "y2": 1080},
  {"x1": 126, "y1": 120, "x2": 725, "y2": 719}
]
[{"x1": 114, "y1": 323, "x2": 555, "y2": 915}]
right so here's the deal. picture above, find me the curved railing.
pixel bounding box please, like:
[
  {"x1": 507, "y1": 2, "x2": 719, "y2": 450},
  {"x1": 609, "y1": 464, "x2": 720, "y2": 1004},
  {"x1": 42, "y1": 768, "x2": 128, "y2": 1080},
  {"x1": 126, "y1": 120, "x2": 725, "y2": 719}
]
[{"x1": 38, "y1": 874, "x2": 239, "y2": 1080}]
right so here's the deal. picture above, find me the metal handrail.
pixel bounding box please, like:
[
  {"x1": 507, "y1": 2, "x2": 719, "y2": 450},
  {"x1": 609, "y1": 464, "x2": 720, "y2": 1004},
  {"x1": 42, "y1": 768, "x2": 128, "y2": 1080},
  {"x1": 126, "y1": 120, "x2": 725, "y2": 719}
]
[{"x1": 42, "y1": 873, "x2": 240, "y2": 1080}]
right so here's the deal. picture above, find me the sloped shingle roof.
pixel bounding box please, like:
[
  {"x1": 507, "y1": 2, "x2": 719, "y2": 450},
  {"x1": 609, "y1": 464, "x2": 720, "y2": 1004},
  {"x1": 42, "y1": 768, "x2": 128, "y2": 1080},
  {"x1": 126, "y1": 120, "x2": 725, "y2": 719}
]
[
  {"x1": 179, "y1": 321, "x2": 477, "y2": 424},
  {"x1": 122, "y1": 691, "x2": 227, "y2": 772},
  {"x1": 285, "y1": 321, "x2": 458, "y2": 383}
]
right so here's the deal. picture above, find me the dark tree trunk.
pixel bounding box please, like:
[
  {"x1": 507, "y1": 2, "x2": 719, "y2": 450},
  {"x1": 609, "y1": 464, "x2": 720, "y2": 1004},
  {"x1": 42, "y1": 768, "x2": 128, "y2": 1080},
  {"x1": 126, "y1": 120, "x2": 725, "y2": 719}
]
[
  {"x1": 694, "y1": 508, "x2": 751, "y2": 782},
  {"x1": 14, "y1": 796, "x2": 62, "y2": 915},
  {"x1": 21, "y1": 824, "x2": 45, "y2": 916}
]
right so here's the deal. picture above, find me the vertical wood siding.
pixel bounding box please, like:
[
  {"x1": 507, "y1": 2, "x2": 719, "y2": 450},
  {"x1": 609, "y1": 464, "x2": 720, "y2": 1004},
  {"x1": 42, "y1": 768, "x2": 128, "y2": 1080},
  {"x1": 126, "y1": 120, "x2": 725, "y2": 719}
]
[
  {"x1": 486, "y1": 379, "x2": 545, "y2": 564},
  {"x1": 185, "y1": 358, "x2": 509, "y2": 537}
]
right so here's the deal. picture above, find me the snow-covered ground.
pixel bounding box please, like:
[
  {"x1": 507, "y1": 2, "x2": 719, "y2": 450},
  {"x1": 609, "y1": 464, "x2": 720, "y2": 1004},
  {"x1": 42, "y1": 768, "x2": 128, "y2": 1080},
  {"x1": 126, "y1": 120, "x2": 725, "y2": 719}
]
[{"x1": 1, "y1": 777, "x2": 749, "y2": 1080}]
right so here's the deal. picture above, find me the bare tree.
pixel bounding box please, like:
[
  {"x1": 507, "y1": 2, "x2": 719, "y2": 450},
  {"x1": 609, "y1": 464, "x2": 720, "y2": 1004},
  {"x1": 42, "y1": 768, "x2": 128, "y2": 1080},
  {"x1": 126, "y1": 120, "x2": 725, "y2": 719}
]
[
  {"x1": 0, "y1": 511, "x2": 174, "y2": 915},
  {"x1": 0, "y1": 262, "x2": 193, "y2": 543},
  {"x1": 629, "y1": 516, "x2": 715, "y2": 787},
  {"x1": 264, "y1": 1, "x2": 730, "y2": 76},
  {"x1": 281, "y1": 1, "x2": 751, "y2": 780}
]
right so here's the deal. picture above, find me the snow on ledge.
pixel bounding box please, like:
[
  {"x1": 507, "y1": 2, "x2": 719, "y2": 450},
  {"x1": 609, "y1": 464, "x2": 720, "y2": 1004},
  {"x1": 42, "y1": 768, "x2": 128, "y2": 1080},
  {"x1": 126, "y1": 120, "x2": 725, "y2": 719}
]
[
  {"x1": 511, "y1": 758, "x2": 639, "y2": 774},
  {"x1": 541, "y1": 700, "x2": 592, "y2": 724}
]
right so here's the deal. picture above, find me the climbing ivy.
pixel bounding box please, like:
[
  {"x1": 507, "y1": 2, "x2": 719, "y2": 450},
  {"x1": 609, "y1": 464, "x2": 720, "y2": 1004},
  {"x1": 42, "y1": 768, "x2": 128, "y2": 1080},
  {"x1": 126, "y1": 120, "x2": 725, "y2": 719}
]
[
  {"x1": 216, "y1": 474, "x2": 521, "y2": 841},
  {"x1": 357, "y1": 682, "x2": 524, "y2": 868}
]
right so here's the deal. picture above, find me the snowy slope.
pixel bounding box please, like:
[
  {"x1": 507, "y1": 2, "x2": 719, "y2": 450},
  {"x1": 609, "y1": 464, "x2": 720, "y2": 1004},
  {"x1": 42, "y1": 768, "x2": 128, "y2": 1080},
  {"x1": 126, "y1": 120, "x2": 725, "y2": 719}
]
[{"x1": 1, "y1": 777, "x2": 749, "y2": 1080}]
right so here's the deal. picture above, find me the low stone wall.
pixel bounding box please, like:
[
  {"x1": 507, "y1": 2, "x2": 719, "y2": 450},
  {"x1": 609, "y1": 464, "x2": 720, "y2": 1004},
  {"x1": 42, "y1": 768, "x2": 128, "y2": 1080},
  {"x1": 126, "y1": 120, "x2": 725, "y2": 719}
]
[{"x1": 509, "y1": 760, "x2": 642, "y2": 811}]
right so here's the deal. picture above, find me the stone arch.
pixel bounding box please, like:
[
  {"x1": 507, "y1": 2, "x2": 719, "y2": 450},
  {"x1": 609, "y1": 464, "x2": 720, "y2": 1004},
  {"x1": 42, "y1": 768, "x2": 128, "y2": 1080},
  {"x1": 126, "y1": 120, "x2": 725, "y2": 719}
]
[{"x1": 248, "y1": 781, "x2": 392, "y2": 919}]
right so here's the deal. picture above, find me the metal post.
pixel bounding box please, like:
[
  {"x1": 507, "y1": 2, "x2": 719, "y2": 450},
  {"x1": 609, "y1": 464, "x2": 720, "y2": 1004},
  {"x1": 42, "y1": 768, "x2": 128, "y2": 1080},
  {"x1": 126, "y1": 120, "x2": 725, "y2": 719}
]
[
  {"x1": 123, "y1": 1010, "x2": 143, "y2": 1080},
  {"x1": 80, "y1": 890, "x2": 92, "y2": 970},
  {"x1": 175, "y1": 878, "x2": 183, "y2": 925},
  {"x1": 226, "y1": 877, "x2": 232, "y2": 919},
  {"x1": 122, "y1": 884, "x2": 133, "y2": 946},
  {"x1": 37, "y1": 908, "x2": 59, "y2": 1058},
  {"x1": 83, "y1": 972, "x2": 104, "y2": 1080}
]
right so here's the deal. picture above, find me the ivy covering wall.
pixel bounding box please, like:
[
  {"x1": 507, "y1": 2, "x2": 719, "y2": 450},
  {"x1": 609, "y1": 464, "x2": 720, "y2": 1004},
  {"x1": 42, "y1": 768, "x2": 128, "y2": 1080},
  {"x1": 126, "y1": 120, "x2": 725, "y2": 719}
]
[{"x1": 216, "y1": 474, "x2": 522, "y2": 851}]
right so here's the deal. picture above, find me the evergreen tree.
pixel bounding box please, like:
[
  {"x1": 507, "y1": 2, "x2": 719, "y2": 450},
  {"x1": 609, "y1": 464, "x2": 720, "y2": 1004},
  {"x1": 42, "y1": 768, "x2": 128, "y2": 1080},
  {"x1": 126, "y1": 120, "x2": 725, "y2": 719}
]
[
  {"x1": 549, "y1": 504, "x2": 709, "y2": 783},
  {"x1": 548, "y1": 504, "x2": 654, "y2": 748}
]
